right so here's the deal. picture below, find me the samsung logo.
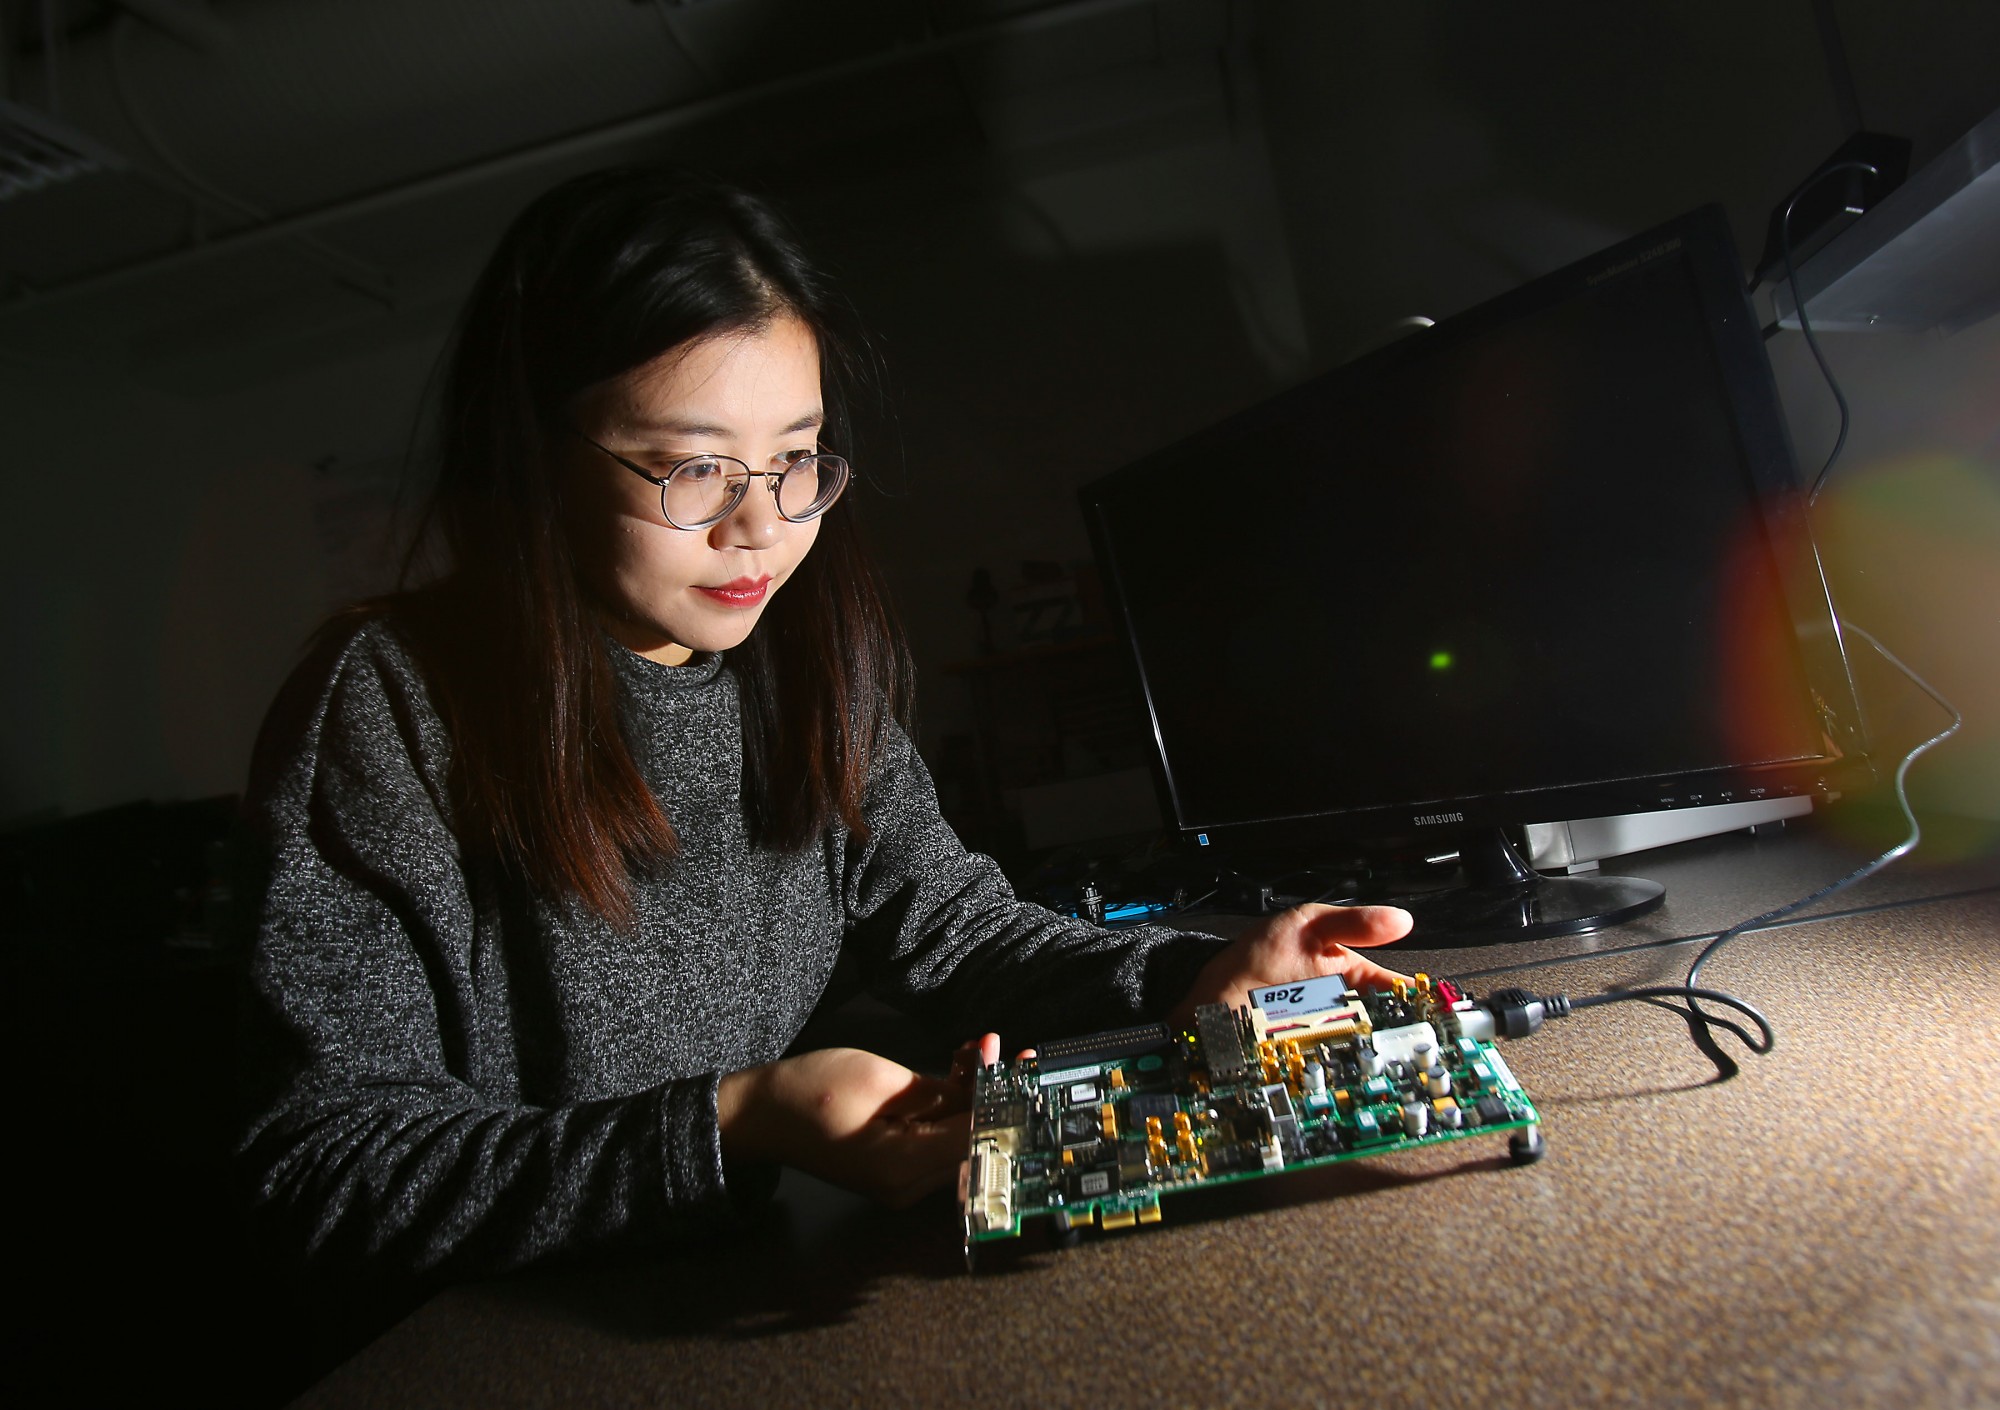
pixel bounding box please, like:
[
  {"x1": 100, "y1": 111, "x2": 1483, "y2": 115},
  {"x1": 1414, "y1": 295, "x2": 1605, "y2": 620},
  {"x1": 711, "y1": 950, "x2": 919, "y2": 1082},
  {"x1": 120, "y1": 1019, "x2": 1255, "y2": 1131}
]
[
  {"x1": 1586, "y1": 235, "x2": 1682, "y2": 285},
  {"x1": 1413, "y1": 811, "x2": 1466, "y2": 826}
]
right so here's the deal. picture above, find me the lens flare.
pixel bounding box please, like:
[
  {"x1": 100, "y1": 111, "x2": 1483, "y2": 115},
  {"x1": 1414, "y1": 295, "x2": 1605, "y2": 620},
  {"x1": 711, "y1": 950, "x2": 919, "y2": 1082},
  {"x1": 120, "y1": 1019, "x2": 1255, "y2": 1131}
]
[
  {"x1": 1811, "y1": 452, "x2": 2000, "y2": 860},
  {"x1": 1714, "y1": 496, "x2": 1832, "y2": 776}
]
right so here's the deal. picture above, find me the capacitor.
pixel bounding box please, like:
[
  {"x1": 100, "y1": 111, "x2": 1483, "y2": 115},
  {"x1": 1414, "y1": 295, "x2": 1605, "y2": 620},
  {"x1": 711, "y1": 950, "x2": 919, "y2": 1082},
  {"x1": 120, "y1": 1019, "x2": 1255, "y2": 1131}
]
[
  {"x1": 1401, "y1": 1101, "x2": 1428, "y2": 1137},
  {"x1": 1303, "y1": 1061, "x2": 1327, "y2": 1096},
  {"x1": 1361, "y1": 1047, "x2": 1387, "y2": 1078},
  {"x1": 1425, "y1": 1069, "x2": 1452, "y2": 1098},
  {"x1": 1412, "y1": 1040, "x2": 1438, "y2": 1073},
  {"x1": 1434, "y1": 1098, "x2": 1464, "y2": 1129}
]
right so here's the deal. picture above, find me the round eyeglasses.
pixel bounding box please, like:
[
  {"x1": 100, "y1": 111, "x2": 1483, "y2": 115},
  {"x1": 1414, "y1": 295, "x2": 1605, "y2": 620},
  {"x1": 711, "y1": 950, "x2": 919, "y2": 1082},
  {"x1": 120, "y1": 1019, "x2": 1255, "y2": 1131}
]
[{"x1": 574, "y1": 431, "x2": 851, "y2": 530}]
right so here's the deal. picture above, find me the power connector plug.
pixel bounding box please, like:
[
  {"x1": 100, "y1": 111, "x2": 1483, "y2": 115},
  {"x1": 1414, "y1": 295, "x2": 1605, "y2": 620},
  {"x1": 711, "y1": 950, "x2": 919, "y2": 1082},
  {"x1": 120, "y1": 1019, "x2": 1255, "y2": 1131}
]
[
  {"x1": 1478, "y1": 987, "x2": 1573, "y2": 1038},
  {"x1": 1453, "y1": 982, "x2": 1773, "y2": 1054}
]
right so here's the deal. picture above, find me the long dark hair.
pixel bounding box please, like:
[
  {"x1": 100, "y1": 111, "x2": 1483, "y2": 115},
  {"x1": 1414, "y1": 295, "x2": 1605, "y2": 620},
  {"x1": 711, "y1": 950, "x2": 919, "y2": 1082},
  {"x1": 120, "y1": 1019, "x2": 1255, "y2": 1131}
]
[{"x1": 384, "y1": 167, "x2": 911, "y2": 927}]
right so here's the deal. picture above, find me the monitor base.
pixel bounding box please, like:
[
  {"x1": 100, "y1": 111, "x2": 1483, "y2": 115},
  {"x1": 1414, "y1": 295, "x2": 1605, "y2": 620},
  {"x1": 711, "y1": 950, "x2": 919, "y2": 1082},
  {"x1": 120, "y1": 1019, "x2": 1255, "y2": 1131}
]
[{"x1": 1380, "y1": 826, "x2": 1665, "y2": 948}]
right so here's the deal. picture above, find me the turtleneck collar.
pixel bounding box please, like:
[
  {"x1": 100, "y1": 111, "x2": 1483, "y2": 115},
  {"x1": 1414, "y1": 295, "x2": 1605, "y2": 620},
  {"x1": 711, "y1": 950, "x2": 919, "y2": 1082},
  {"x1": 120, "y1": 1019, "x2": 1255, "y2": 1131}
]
[{"x1": 604, "y1": 637, "x2": 727, "y2": 697}]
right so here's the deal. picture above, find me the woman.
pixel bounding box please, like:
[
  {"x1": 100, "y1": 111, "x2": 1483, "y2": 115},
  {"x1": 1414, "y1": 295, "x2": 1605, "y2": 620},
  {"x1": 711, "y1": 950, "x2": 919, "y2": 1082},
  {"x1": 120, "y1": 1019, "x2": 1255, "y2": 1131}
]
[{"x1": 239, "y1": 167, "x2": 1410, "y2": 1280}]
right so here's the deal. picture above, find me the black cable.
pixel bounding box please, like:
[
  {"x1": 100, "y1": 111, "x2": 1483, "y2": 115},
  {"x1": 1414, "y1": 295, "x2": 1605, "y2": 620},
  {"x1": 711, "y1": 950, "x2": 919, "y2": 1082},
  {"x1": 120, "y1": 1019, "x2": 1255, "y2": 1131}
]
[
  {"x1": 1685, "y1": 625, "x2": 1961, "y2": 1000},
  {"x1": 1568, "y1": 986, "x2": 1775, "y2": 1053},
  {"x1": 1473, "y1": 983, "x2": 1773, "y2": 1058},
  {"x1": 1307, "y1": 892, "x2": 1363, "y2": 908},
  {"x1": 1648, "y1": 997, "x2": 1760, "y2": 1063},
  {"x1": 1630, "y1": 171, "x2": 1966, "y2": 1057},
  {"x1": 1776, "y1": 157, "x2": 1880, "y2": 504},
  {"x1": 1449, "y1": 883, "x2": 1998, "y2": 984},
  {"x1": 1305, "y1": 878, "x2": 1364, "y2": 906},
  {"x1": 1465, "y1": 626, "x2": 1961, "y2": 1064},
  {"x1": 1166, "y1": 865, "x2": 1260, "y2": 917}
]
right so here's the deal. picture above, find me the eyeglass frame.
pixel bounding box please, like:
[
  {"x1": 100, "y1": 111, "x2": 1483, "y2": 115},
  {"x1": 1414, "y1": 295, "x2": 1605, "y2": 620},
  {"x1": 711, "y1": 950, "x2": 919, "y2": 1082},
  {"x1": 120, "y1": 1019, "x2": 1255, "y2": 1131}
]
[{"x1": 571, "y1": 430, "x2": 850, "y2": 530}]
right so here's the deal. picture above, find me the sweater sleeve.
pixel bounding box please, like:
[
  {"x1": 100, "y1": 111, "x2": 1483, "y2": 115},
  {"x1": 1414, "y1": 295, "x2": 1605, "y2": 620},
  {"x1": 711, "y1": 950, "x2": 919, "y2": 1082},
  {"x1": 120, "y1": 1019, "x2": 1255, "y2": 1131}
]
[
  {"x1": 838, "y1": 723, "x2": 1228, "y2": 1043},
  {"x1": 238, "y1": 626, "x2": 750, "y2": 1279}
]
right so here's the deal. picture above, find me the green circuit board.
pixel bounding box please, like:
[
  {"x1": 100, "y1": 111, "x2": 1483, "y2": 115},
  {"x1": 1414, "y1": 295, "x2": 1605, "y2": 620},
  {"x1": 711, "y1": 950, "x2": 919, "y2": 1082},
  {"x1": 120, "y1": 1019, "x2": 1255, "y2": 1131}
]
[{"x1": 961, "y1": 973, "x2": 1540, "y2": 1258}]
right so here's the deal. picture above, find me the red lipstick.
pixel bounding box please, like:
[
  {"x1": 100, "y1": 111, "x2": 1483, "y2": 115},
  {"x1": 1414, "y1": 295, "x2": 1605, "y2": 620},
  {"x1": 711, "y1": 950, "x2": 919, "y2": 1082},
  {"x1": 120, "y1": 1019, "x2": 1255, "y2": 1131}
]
[{"x1": 693, "y1": 576, "x2": 771, "y2": 608}]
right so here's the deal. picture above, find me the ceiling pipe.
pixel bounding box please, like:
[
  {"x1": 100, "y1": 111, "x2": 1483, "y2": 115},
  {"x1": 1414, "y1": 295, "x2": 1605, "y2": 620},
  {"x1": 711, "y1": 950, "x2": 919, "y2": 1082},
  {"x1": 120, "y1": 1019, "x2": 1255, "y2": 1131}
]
[
  {"x1": 103, "y1": 11, "x2": 392, "y2": 302},
  {"x1": 2, "y1": 0, "x2": 1166, "y2": 317}
]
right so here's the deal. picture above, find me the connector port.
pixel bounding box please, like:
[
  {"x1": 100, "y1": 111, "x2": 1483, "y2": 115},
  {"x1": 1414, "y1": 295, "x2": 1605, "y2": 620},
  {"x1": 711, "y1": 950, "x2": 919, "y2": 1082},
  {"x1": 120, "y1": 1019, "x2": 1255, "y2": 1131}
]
[{"x1": 966, "y1": 1140, "x2": 1015, "y2": 1235}]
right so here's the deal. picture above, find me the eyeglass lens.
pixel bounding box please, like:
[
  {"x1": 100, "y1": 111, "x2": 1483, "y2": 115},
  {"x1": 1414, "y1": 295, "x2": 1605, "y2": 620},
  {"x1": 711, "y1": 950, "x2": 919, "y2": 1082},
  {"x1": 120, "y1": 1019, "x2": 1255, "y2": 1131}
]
[{"x1": 662, "y1": 456, "x2": 849, "y2": 528}]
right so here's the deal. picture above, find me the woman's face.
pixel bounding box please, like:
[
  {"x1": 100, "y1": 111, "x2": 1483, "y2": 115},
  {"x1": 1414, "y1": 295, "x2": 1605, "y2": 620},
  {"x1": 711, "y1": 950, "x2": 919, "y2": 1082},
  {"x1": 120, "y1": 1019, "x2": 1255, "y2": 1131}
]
[{"x1": 564, "y1": 314, "x2": 825, "y2": 665}]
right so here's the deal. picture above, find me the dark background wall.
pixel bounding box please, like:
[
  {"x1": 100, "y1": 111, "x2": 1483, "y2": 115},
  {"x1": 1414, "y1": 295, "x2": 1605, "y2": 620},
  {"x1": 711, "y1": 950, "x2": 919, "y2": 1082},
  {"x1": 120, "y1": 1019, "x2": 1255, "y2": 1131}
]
[
  {"x1": 2, "y1": 0, "x2": 1995, "y2": 834},
  {"x1": 2, "y1": 0, "x2": 1994, "y2": 841}
]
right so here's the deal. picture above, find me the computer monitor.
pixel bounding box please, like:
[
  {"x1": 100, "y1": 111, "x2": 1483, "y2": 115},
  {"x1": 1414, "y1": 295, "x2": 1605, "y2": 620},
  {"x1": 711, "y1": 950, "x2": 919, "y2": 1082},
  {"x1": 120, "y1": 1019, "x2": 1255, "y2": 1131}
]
[{"x1": 1080, "y1": 205, "x2": 1869, "y2": 945}]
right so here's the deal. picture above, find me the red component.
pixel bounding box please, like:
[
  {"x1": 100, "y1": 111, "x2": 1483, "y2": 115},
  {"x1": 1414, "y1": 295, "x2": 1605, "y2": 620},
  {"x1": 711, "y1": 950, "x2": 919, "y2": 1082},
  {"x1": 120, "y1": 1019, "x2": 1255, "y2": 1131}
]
[{"x1": 1437, "y1": 979, "x2": 1465, "y2": 1007}]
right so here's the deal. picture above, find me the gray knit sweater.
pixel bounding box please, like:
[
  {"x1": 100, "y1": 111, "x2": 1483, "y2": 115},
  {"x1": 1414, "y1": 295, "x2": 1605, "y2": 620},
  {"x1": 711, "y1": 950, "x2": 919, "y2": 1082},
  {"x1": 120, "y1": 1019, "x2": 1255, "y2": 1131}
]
[{"x1": 239, "y1": 620, "x2": 1222, "y2": 1277}]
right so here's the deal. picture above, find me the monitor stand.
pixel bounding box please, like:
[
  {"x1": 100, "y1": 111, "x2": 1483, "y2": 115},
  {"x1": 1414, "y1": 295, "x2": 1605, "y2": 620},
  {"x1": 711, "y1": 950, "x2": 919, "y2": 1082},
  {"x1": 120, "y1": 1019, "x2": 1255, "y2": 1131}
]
[{"x1": 1382, "y1": 826, "x2": 1664, "y2": 948}]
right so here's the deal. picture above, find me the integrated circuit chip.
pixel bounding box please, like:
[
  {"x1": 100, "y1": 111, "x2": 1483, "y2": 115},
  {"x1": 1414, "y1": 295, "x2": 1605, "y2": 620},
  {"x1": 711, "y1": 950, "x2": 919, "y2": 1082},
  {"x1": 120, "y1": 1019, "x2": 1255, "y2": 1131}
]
[
  {"x1": 1059, "y1": 1109, "x2": 1102, "y2": 1145},
  {"x1": 1195, "y1": 1003, "x2": 1251, "y2": 1080}
]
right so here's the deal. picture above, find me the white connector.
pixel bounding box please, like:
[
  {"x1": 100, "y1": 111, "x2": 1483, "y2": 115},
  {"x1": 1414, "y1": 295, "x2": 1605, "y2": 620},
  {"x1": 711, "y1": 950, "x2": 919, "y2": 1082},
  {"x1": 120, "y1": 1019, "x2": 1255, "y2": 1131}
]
[
  {"x1": 966, "y1": 1141, "x2": 1015, "y2": 1235},
  {"x1": 1453, "y1": 1002, "x2": 1497, "y2": 1043}
]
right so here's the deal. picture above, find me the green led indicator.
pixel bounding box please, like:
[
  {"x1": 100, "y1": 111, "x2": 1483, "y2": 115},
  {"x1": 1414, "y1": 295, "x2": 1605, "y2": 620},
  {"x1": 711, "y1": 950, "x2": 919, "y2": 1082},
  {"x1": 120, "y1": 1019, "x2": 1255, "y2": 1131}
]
[{"x1": 1430, "y1": 650, "x2": 1454, "y2": 671}]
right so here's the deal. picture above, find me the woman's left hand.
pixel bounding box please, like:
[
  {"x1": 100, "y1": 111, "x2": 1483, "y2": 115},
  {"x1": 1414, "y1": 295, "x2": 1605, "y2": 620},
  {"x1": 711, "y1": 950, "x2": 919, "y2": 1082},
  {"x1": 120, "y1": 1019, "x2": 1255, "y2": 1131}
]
[{"x1": 1168, "y1": 903, "x2": 1415, "y2": 1029}]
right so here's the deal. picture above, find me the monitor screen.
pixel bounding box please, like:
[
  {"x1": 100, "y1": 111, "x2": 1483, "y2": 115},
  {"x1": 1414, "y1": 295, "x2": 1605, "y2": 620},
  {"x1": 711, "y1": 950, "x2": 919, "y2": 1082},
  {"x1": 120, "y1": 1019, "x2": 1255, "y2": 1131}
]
[{"x1": 1083, "y1": 206, "x2": 1864, "y2": 876}]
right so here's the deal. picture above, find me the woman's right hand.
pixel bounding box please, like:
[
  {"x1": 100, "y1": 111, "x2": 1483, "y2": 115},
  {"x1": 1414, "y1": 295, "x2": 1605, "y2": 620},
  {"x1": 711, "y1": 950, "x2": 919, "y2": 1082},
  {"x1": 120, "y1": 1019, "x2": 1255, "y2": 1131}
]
[{"x1": 717, "y1": 1047, "x2": 975, "y2": 1208}]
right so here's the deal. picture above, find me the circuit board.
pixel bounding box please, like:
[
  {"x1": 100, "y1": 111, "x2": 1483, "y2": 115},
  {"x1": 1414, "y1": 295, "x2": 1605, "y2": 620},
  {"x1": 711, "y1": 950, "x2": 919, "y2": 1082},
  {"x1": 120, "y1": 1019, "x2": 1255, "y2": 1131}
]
[{"x1": 961, "y1": 973, "x2": 1541, "y2": 1259}]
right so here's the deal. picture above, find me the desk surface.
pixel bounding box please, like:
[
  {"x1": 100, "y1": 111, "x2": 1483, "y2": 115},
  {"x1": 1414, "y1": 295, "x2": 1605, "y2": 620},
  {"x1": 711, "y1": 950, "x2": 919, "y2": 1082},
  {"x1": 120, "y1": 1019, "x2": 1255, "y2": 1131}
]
[{"x1": 298, "y1": 818, "x2": 2000, "y2": 1410}]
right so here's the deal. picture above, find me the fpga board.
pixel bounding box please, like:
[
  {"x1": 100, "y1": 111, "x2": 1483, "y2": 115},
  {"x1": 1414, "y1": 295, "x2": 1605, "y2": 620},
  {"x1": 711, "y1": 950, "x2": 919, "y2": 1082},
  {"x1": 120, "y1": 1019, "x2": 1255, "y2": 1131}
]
[{"x1": 961, "y1": 974, "x2": 1542, "y2": 1262}]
